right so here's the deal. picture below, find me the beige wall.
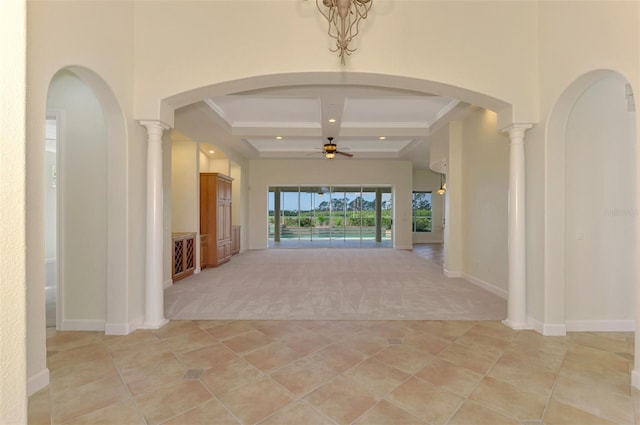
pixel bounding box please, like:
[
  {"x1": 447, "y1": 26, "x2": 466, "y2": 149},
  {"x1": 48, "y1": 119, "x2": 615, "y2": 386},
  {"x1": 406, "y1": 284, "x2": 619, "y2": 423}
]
[
  {"x1": 171, "y1": 139, "x2": 199, "y2": 234},
  {"x1": 1, "y1": 0, "x2": 28, "y2": 421},
  {"x1": 18, "y1": 0, "x2": 640, "y2": 401},
  {"x1": 248, "y1": 160, "x2": 413, "y2": 249},
  {"x1": 27, "y1": 0, "x2": 142, "y2": 391},
  {"x1": 133, "y1": 1, "x2": 536, "y2": 125},
  {"x1": 530, "y1": 1, "x2": 640, "y2": 330}
]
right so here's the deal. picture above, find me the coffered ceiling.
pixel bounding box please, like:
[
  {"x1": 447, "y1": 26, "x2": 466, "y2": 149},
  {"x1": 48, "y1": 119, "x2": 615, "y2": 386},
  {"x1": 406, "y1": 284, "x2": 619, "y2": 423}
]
[{"x1": 175, "y1": 85, "x2": 468, "y2": 169}]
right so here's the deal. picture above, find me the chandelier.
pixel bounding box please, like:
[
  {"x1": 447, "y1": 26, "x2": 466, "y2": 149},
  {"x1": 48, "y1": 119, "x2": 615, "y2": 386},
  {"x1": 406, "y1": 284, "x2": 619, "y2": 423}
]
[{"x1": 316, "y1": 0, "x2": 373, "y2": 65}]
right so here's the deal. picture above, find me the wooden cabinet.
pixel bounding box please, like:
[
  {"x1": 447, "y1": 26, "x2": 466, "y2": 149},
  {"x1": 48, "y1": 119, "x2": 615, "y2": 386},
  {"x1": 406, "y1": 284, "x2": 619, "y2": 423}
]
[
  {"x1": 200, "y1": 234, "x2": 208, "y2": 269},
  {"x1": 231, "y1": 225, "x2": 241, "y2": 255},
  {"x1": 200, "y1": 173, "x2": 233, "y2": 268},
  {"x1": 172, "y1": 232, "x2": 196, "y2": 281}
]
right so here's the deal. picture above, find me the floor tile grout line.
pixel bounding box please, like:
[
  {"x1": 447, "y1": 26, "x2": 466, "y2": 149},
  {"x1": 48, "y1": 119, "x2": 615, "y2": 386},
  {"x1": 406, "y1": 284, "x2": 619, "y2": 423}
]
[
  {"x1": 104, "y1": 331, "x2": 168, "y2": 425},
  {"x1": 161, "y1": 324, "x2": 245, "y2": 425},
  {"x1": 556, "y1": 337, "x2": 636, "y2": 424},
  {"x1": 51, "y1": 337, "x2": 152, "y2": 425},
  {"x1": 260, "y1": 335, "x2": 402, "y2": 424},
  {"x1": 538, "y1": 341, "x2": 570, "y2": 425},
  {"x1": 349, "y1": 361, "x2": 425, "y2": 425},
  {"x1": 438, "y1": 325, "x2": 521, "y2": 425}
]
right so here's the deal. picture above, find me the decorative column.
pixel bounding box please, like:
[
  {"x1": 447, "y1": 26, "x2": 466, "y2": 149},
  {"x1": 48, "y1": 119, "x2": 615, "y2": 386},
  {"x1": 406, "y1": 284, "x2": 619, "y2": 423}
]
[
  {"x1": 139, "y1": 120, "x2": 170, "y2": 329},
  {"x1": 503, "y1": 124, "x2": 533, "y2": 329}
]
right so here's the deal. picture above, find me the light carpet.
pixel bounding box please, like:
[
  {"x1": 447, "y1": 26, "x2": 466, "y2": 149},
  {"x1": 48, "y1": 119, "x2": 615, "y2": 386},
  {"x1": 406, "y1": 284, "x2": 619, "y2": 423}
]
[{"x1": 164, "y1": 249, "x2": 507, "y2": 321}]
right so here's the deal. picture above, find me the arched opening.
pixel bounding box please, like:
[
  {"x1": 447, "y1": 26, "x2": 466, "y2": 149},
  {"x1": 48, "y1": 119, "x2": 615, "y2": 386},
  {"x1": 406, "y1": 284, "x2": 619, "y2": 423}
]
[
  {"x1": 44, "y1": 67, "x2": 128, "y2": 333},
  {"x1": 166, "y1": 72, "x2": 513, "y2": 320},
  {"x1": 545, "y1": 70, "x2": 636, "y2": 333}
]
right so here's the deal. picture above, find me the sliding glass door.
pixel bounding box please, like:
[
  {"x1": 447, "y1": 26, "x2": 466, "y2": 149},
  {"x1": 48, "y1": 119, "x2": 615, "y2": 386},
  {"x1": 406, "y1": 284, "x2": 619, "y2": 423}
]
[{"x1": 268, "y1": 186, "x2": 392, "y2": 248}]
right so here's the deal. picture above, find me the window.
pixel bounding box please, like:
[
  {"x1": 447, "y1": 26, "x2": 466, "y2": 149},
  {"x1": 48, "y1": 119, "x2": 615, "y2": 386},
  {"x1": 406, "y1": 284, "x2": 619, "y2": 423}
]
[
  {"x1": 412, "y1": 191, "x2": 432, "y2": 232},
  {"x1": 268, "y1": 186, "x2": 392, "y2": 247}
]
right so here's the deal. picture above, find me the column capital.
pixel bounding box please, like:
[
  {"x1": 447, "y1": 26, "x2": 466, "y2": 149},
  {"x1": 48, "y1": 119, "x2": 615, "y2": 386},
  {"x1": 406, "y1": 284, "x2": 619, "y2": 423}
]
[
  {"x1": 501, "y1": 123, "x2": 533, "y2": 140},
  {"x1": 139, "y1": 120, "x2": 171, "y2": 135}
]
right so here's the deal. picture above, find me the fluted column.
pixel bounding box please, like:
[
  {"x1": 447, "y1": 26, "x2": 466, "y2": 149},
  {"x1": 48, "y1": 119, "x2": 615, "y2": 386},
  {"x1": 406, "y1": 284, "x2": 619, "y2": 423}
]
[
  {"x1": 139, "y1": 120, "x2": 170, "y2": 329},
  {"x1": 503, "y1": 124, "x2": 533, "y2": 329}
]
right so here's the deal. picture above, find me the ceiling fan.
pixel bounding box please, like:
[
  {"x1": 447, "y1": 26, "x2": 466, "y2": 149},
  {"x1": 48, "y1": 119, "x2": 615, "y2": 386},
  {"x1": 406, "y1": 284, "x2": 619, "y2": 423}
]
[{"x1": 318, "y1": 137, "x2": 353, "y2": 159}]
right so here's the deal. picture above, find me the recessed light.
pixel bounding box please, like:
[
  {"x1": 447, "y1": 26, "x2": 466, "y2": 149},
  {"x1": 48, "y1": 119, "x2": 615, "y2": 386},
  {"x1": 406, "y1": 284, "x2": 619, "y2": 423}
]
[
  {"x1": 379, "y1": 136, "x2": 386, "y2": 140},
  {"x1": 328, "y1": 118, "x2": 336, "y2": 123},
  {"x1": 275, "y1": 136, "x2": 283, "y2": 140},
  {"x1": 209, "y1": 150, "x2": 215, "y2": 154}
]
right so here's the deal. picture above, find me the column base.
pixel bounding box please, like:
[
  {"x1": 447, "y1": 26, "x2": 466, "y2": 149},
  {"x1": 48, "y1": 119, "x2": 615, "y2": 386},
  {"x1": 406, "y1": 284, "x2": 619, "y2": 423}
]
[
  {"x1": 501, "y1": 318, "x2": 531, "y2": 330},
  {"x1": 140, "y1": 318, "x2": 169, "y2": 330}
]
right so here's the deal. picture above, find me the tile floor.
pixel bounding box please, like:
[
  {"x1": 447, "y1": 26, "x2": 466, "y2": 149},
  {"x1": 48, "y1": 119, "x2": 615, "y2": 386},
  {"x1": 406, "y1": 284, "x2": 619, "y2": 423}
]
[
  {"x1": 29, "y1": 320, "x2": 639, "y2": 425},
  {"x1": 29, "y1": 246, "x2": 639, "y2": 424}
]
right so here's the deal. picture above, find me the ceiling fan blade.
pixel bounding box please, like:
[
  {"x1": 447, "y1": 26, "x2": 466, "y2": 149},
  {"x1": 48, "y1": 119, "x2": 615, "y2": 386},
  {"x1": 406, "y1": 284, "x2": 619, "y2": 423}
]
[
  {"x1": 305, "y1": 151, "x2": 323, "y2": 156},
  {"x1": 336, "y1": 151, "x2": 354, "y2": 157}
]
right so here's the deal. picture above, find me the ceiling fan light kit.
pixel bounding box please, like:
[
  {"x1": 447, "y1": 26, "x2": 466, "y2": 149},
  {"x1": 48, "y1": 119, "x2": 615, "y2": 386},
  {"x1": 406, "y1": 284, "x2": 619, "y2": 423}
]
[
  {"x1": 315, "y1": 0, "x2": 373, "y2": 65},
  {"x1": 320, "y1": 137, "x2": 353, "y2": 159}
]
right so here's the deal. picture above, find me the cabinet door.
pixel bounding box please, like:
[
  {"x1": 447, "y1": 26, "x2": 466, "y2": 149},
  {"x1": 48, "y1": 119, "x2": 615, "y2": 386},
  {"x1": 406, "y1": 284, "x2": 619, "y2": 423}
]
[
  {"x1": 217, "y1": 243, "x2": 226, "y2": 261},
  {"x1": 200, "y1": 235, "x2": 207, "y2": 269},
  {"x1": 217, "y1": 176, "x2": 226, "y2": 202},
  {"x1": 185, "y1": 236, "x2": 195, "y2": 271},
  {"x1": 173, "y1": 238, "x2": 184, "y2": 278},
  {"x1": 217, "y1": 203, "x2": 225, "y2": 244},
  {"x1": 223, "y1": 204, "x2": 231, "y2": 241}
]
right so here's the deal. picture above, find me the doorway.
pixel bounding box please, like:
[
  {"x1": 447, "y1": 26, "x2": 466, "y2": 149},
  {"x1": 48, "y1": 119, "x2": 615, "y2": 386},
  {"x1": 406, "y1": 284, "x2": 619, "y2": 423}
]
[{"x1": 44, "y1": 116, "x2": 58, "y2": 328}]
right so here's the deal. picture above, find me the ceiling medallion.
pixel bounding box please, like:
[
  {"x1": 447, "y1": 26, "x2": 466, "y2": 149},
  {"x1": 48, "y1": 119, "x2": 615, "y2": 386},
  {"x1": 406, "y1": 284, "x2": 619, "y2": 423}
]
[{"x1": 316, "y1": 0, "x2": 372, "y2": 65}]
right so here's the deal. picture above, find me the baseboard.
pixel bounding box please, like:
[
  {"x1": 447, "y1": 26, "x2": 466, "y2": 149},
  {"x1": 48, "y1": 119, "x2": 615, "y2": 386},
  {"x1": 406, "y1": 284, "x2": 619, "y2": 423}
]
[
  {"x1": 164, "y1": 279, "x2": 173, "y2": 289},
  {"x1": 138, "y1": 317, "x2": 169, "y2": 330},
  {"x1": 632, "y1": 369, "x2": 640, "y2": 390},
  {"x1": 502, "y1": 318, "x2": 533, "y2": 330},
  {"x1": 461, "y1": 273, "x2": 507, "y2": 299},
  {"x1": 27, "y1": 368, "x2": 50, "y2": 396},
  {"x1": 528, "y1": 316, "x2": 567, "y2": 336},
  {"x1": 105, "y1": 316, "x2": 144, "y2": 336},
  {"x1": 565, "y1": 320, "x2": 634, "y2": 332},
  {"x1": 60, "y1": 319, "x2": 105, "y2": 331},
  {"x1": 444, "y1": 269, "x2": 462, "y2": 278}
]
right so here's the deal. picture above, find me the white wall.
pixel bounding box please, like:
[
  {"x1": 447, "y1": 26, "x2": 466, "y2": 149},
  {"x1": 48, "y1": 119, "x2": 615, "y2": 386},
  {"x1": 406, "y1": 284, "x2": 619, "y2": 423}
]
[
  {"x1": 230, "y1": 161, "x2": 242, "y2": 228},
  {"x1": 44, "y1": 150, "x2": 57, "y2": 261},
  {"x1": 443, "y1": 122, "x2": 463, "y2": 276},
  {"x1": 565, "y1": 74, "x2": 636, "y2": 324},
  {"x1": 248, "y1": 159, "x2": 413, "y2": 249},
  {"x1": 461, "y1": 109, "x2": 510, "y2": 295},
  {"x1": 0, "y1": 0, "x2": 27, "y2": 421},
  {"x1": 47, "y1": 70, "x2": 108, "y2": 323},
  {"x1": 412, "y1": 169, "x2": 444, "y2": 243}
]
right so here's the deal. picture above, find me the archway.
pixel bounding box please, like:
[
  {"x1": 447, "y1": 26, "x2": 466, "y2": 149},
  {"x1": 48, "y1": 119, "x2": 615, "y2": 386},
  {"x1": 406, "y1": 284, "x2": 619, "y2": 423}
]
[
  {"x1": 45, "y1": 67, "x2": 128, "y2": 333},
  {"x1": 167, "y1": 72, "x2": 517, "y2": 319},
  {"x1": 545, "y1": 70, "x2": 636, "y2": 334}
]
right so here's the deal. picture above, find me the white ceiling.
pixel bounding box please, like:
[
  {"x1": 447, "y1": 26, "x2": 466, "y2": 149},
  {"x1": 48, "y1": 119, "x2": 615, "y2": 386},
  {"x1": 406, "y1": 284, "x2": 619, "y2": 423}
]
[{"x1": 177, "y1": 85, "x2": 468, "y2": 168}]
